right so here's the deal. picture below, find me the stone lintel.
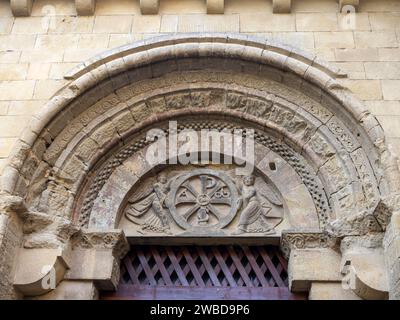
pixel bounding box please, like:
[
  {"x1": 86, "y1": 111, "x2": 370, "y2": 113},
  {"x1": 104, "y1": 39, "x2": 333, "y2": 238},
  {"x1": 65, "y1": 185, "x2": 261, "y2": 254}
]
[
  {"x1": 140, "y1": 0, "x2": 159, "y2": 15},
  {"x1": 75, "y1": 0, "x2": 96, "y2": 16},
  {"x1": 272, "y1": 0, "x2": 291, "y2": 13},
  {"x1": 207, "y1": 0, "x2": 224, "y2": 14},
  {"x1": 10, "y1": 0, "x2": 33, "y2": 17}
]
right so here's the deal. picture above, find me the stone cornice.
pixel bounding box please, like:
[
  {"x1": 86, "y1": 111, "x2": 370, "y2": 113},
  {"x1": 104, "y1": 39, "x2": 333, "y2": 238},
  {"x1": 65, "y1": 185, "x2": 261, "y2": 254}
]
[{"x1": 6, "y1": 0, "x2": 362, "y2": 17}]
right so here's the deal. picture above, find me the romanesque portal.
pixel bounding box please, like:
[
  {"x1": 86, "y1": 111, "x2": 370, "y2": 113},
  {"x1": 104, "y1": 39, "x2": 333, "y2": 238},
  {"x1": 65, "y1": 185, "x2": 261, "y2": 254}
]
[{"x1": 1, "y1": 34, "x2": 399, "y2": 300}]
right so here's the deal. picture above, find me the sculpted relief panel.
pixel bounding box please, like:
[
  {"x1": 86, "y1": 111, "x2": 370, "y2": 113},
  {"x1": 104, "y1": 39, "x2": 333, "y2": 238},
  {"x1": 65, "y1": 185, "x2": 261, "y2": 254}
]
[{"x1": 121, "y1": 167, "x2": 284, "y2": 237}]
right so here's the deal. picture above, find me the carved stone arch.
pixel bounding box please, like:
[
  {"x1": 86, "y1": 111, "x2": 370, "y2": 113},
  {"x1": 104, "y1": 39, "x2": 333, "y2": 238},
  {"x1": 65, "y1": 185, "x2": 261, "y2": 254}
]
[{"x1": 1, "y1": 34, "x2": 399, "y2": 299}]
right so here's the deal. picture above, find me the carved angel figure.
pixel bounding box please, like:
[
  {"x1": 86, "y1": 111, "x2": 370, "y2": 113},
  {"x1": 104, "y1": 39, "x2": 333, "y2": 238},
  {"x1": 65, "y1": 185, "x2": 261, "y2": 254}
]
[
  {"x1": 125, "y1": 172, "x2": 172, "y2": 234},
  {"x1": 233, "y1": 174, "x2": 283, "y2": 235}
]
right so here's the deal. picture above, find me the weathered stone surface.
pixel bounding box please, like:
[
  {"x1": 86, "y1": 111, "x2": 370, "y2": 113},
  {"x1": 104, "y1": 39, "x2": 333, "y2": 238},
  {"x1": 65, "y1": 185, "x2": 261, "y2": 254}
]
[
  {"x1": 0, "y1": 29, "x2": 398, "y2": 300},
  {"x1": 289, "y1": 248, "x2": 342, "y2": 292}
]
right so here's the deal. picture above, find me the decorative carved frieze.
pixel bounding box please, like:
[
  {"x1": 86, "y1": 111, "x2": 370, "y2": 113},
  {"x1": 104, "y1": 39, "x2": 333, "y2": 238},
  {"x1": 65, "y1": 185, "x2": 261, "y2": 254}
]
[
  {"x1": 140, "y1": 0, "x2": 159, "y2": 15},
  {"x1": 75, "y1": 0, "x2": 96, "y2": 16},
  {"x1": 10, "y1": 0, "x2": 32, "y2": 17},
  {"x1": 71, "y1": 229, "x2": 129, "y2": 259},
  {"x1": 272, "y1": 0, "x2": 291, "y2": 13},
  {"x1": 280, "y1": 229, "x2": 338, "y2": 259}
]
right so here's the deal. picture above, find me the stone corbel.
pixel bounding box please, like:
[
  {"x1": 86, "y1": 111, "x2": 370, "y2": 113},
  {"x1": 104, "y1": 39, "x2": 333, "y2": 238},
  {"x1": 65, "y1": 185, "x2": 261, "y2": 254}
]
[
  {"x1": 14, "y1": 247, "x2": 70, "y2": 297},
  {"x1": 207, "y1": 0, "x2": 224, "y2": 14},
  {"x1": 10, "y1": 0, "x2": 33, "y2": 17},
  {"x1": 140, "y1": 0, "x2": 159, "y2": 15},
  {"x1": 75, "y1": 0, "x2": 96, "y2": 16},
  {"x1": 66, "y1": 229, "x2": 129, "y2": 290},
  {"x1": 339, "y1": 0, "x2": 359, "y2": 12},
  {"x1": 340, "y1": 235, "x2": 389, "y2": 300},
  {"x1": 272, "y1": 0, "x2": 291, "y2": 13},
  {"x1": 281, "y1": 230, "x2": 340, "y2": 292}
]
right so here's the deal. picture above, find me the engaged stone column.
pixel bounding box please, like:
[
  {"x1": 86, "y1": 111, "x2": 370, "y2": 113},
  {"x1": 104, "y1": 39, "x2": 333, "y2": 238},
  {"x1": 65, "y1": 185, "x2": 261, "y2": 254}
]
[
  {"x1": 272, "y1": 0, "x2": 291, "y2": 13},
  {"x1": 75, "y1": 0, "x2": 96, "y2": 16},
  {"x1": 207, "y1": 0, "x2": 224, "y2": 14},
  {"x1": 384, "y1": 212, "x2": 400, "y2": 300},
  {"x1": 140, "y1": 0, "x2": 159, "y2": 14},
  {"x1": 10, "y1": 0, "x2": 33, "y2": 16},
  {"x1": 0, "y1": 195, "x2": 25, "y2": 299}
]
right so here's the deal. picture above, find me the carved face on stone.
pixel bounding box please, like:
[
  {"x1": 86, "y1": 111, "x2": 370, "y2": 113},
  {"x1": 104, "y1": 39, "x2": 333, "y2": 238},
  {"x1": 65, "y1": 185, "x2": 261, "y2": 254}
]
[
  {"x1": 157, "y1": 172, "x2": 168, "y2": 184},
  {"x1": 243, "y1": 175, "x2": 255, "y2": 186}
]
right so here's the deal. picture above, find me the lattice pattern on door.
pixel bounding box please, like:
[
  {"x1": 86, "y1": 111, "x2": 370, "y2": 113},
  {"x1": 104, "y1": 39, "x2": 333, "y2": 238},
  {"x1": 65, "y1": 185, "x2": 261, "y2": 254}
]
[{"x1": 120, "y1": 245, "x2": 289, "y2": 288}]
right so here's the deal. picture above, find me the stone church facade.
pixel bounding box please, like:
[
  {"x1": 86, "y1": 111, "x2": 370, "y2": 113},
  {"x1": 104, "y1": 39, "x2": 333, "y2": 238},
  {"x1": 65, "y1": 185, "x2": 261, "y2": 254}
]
[{"x1": 0, "y1": 0, "x2": 400, "y2": 300}]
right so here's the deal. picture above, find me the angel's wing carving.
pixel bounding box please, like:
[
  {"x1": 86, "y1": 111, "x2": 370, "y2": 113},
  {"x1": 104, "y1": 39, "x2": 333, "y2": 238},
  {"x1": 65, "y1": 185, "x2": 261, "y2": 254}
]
[
  {"x1": 254, "y1": 179, "x2": 283, "y2": 206},
  {"x1": 127, "y1": 177, "x2": 157, "y2": 204}
]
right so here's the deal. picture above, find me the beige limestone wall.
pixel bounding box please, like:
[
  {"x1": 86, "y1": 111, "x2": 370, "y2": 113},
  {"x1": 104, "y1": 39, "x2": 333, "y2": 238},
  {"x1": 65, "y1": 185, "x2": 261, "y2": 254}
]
[{"x1": 0, "y1": 0, "x2": 399, "y2": 175}]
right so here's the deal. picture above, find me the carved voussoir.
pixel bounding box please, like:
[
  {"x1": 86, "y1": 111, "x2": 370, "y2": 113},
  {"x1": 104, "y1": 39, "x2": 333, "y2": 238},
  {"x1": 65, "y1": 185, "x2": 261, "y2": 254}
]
[
  {"x1": 339, "y1": 0, "x2": 359, "y2": 11},
  {"x1": 75, "y1": 0, "x2": 96, "y2": 16},
  {"x1": 327, "y1": 210, "x2": 383, "y2": 238},
  {"x1": 10, "y1": 0, "x2": 33, "y2": 17},
  {"x1": 373, "y1": 195, "x2": 400, "y2": 231},
  {"x1": 272, "y1": 0, "x2": 291, "y2": 13},
  {"x1": 140, "y1": 0, "x2": 159, "y2": 15},
  {"x1": 207, "y1": 0, "x2": 224, "y2": 14}
]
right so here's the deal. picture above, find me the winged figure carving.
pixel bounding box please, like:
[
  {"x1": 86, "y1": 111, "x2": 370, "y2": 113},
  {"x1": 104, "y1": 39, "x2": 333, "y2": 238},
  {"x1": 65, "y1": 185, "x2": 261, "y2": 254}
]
[
  {"x1": 233, "y1": 174, "x2": 283, "y2": 235},
  {"x1": 125, "y1": 172, "x2": 173, "y2": 234}
]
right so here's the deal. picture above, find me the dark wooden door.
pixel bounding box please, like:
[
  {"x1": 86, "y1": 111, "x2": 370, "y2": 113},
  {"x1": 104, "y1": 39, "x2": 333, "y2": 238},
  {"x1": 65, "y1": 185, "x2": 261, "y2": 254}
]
[{"x1": 101, "y1": 245, "x2": 306, "y2": 300}]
